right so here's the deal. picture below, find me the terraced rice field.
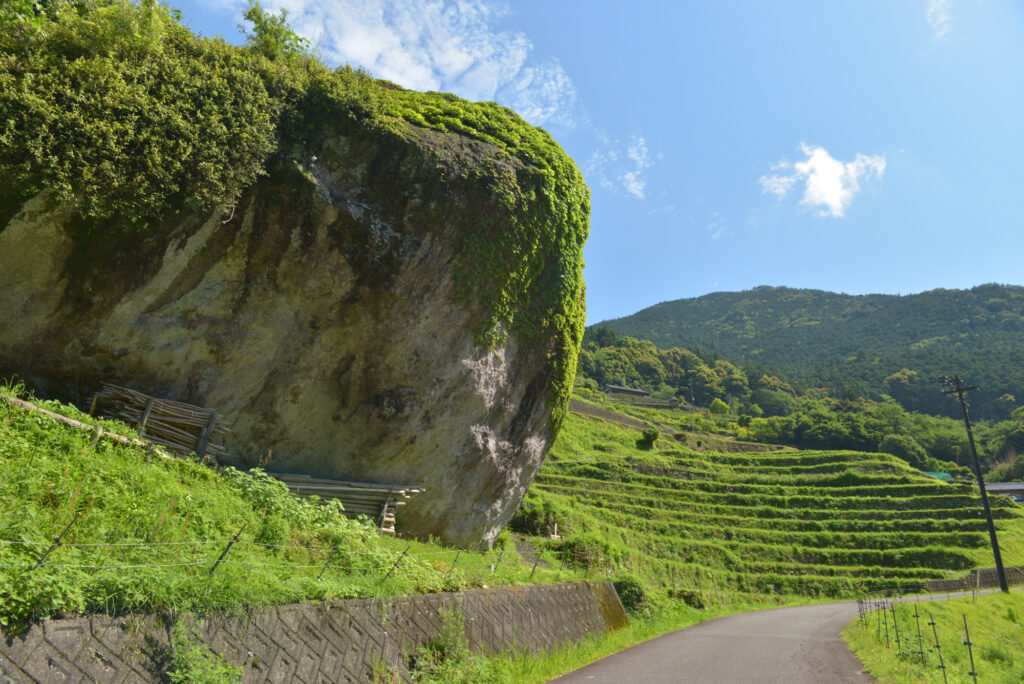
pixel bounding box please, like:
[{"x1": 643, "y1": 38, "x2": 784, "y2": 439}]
[{"x1": 519, "y1": 408, "x2": 1024, "y2": 599}]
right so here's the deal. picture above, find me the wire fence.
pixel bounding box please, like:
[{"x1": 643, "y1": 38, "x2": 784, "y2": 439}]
[
  {"x1": 0, "y1": 515, "x2": 572, "y2": 587},
  {"x1": 857, "y1": 592, "x2": 986, "y2": 684}
]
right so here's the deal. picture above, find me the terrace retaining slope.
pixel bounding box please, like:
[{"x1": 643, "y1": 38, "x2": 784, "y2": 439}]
[
  {"x1": 568, "y1": 399, "x2": 789, "y2": 453},
  {"x1": 0, "y1": 581, "x2": 627, "y2": 683}
]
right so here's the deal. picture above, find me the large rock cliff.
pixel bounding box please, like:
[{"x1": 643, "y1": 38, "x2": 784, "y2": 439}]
[{"x1": 0, "y1": 8, "x2": 589, "y2": 548}]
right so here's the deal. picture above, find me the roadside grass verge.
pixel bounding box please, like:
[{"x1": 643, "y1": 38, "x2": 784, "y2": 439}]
[
  {"x1": 844, "y1": 591, "x2": 1024, "y2": 683},
  {"x1": 394, "y1": 597, "x2": 777, "y2": 683}
]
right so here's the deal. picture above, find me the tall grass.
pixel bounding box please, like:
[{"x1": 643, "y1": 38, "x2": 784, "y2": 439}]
[{"x1": 844, "y1": 592, "x2": 1024, "y2": 683}]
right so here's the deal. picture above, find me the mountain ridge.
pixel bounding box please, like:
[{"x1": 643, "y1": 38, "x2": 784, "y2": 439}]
[{"x1": 593, "y1": 283, "x2": 1024, "y2": 419}]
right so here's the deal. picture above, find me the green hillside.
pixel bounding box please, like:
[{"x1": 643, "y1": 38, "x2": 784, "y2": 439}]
[
  {"x1": 594, "y1": 284, "x2": 1024, "y2": 420},
  {"x1": 515, "y1": 401, "x2": 1024, "y2": 602}
]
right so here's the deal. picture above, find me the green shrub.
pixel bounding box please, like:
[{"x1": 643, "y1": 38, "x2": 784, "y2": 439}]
[
  {"x1": 613, "y1": 575, "x2": 650, "y2": 615},
  {"x1": 709, "y1": 398, "x2": 729, "y2": 415},
  {"x1": 509, "y1": 493, "x2": 566, "y2": 536},
  {"x1": 239, "y1": 0, "x2": 308, "y2": 60},
  {"x1": 167, "y1": 622, "x2": 243, "y2": 683},
  {"x1": 878, "y1": 434, "x2": 935, "y2": 471},
  {"x1": 636, "y1": 427, "x2": 659, "y2": 450},
  {"x1": 409, "y1": 606, "x2": 469, "y2": 680}
]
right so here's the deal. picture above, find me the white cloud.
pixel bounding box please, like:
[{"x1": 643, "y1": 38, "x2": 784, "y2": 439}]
[
  {"x1": 927, "y1": 0, "x2": 954, "y2": 40},
  {"x1": 231, "y1": 0, "x2": 578, "y2": 127},
  {"x1": 758, "y1": 143, "x2": 886, "y2": 218},
  {"x1": 758, "y1": 167, "x2": 796, "y2": 198},
  {"x1": 707, "y1": 212, "x2": 731, "y2": 241},
  {"x1": 587, "y1": 134, "x2": 654, "y2": 199}
]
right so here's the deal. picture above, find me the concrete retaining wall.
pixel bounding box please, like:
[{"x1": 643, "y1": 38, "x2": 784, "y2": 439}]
[
  {"x1": 924, "y1": 565, "x2": 1024, "y2": 594},
  {"x1": 0, "y1": 581, "x2": 627, "y2": 682}
]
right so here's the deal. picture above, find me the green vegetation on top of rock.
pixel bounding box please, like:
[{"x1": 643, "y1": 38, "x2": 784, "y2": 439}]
[
  {"x1": 592, "y1": 284, "x2": 1024, "y2": 420},
  {"x1": 0, "y1": 0, "x2": 589, "y2": 428}
]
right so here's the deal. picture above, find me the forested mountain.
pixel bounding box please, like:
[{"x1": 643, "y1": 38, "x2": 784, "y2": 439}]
[{"x1": 594, "y1": 284, "x2": 1024, "y2": 420}]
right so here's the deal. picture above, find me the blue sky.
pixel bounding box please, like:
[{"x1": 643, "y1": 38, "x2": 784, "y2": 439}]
[{"x1": 172, "y1": 0, "x2": 1024, "y2": 324}]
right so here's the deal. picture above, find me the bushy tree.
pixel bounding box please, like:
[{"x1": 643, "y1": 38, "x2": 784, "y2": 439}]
[
  {"x1": 636, "y1": 427, "x2": 659, "y2": 450},
  {"x1": 709, "y1": 397, "x2": 729, "y2": 415},
  {"x1": 879, "y1": 434, "x2": 930, "y2": 471},
  {"x1": 239, "y1": 0, "x2": 309, "y2": 60}
]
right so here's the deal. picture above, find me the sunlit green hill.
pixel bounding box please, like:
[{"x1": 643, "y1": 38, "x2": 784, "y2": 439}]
[
  {"x1": 517, "y1": 401, "x2": 1024, "y2": 601},
  {"x1": 594, "y1": 284, "x2": 1024, "y2": 420}
]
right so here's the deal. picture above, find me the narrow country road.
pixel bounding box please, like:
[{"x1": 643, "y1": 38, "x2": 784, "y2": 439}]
[{"x1": 552, "y1": 600, "x2": 872, "y2": 684}]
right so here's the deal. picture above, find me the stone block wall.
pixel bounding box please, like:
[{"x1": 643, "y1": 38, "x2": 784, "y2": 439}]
[{"x1": 0, "y1": 581, "x2": 627, "y2": 682}]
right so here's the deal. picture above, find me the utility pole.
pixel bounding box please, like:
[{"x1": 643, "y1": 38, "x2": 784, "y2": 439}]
[
  {"x1": 940, "y1": 375, "x2": 1009, "y2": 593},
  {"x1": 688, "y1": 380, "x2": 695, "y2": 433}
]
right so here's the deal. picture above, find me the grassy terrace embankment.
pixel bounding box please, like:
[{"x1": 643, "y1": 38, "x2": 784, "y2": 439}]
[
  {"x1": 515, "y1": 402, "x2": 1024, "y2": 601},
  {"x1": 845, "y1": 592, "x2": 1024, "y2": 682},
  {"x1": 0, "y1": 386, "x2": 575, "y2": 634}
]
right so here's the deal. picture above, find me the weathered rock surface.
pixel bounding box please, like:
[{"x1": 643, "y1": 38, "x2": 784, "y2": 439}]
[{"x1": 0, "y1": 117, "x2": 587, "y2": 548}]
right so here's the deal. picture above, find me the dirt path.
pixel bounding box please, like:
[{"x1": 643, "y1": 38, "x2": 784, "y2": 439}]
[
  {"x1": 568, "y1": 399, "x2": 651, "y2": 431},
  {"x1": 552, "y1": 600, "x2": 872, "y2": 684},
  {"x1": 568, "y1": 398, "x2": 788, "y2": 453},
  {"x1": 512, "y1": 534, "x2": 549, "y2": 569}
]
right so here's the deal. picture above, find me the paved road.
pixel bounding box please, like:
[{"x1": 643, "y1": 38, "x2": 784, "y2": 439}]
[{"x1": 552, "y1": 601, "x2": 873, "y2": 684}]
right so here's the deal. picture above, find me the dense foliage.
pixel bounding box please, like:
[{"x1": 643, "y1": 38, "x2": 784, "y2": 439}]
[
  {"x1": 0, "y1": 0, "x2": 278, "y2": 223},
  {"x1": 578, "y1": 319, "x2": 1024, "y2": 474},
  {"x1": 594, "y1": 284, "x2": 1024, "y2": 420}
]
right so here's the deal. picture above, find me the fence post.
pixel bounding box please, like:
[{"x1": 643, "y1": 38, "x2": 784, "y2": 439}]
[
  {"x1": 530, "y1": 558, "x2": 539, "y2": 579},
  {"x1": 913, "y1": 603, "x2": 925, "y2": 662},
  {"x1": 962, "y1": 614, "x2": 978, "y2": 684},
  {"x1": 34, "y1": 511, "x2": 82, "y2": 569},
  {"x1": 209, "y1": 523, "x2": 247, "y2": 575},
  {"x1": 880, "y1": 601, "x2": 889, "y2": 648},
  {"x1": 379, "y1": 545, "x2": 410, "y2": 585},
  {"x1": 876, "y1": 598, "x2": 882, "y2": 639},
  {"x1": 890, "y1": 601, "x2": 902, "y2": 655},
  {"x1": 443, "y1": 550, "x2": 461, "y2": 581},
  {"x1": 928, "y1": 611, "x2": 949, "y2": 684},
  {"x1": 317, "y1": 545, "x2": 341, "y2": 582}
]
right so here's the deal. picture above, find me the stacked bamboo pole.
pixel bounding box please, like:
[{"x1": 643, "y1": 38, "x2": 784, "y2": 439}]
[
  {"x1": 90, "y1": 384, "x2": 228, "y2": 463},
  {"x1": 268, "y1": 473, "x2": 423, "y2": 533}
]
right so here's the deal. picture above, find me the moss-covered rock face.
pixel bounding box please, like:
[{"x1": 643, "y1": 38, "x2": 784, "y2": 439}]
[{"x1": 0, "y1": 2, "x2": 589, "y2": 548}]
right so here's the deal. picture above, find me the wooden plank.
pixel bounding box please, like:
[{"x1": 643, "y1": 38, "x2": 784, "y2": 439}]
[
  {"x1": 194, "y1": 409, "x2": 219, "y2": 462},
  {"x1": 137, "y1": 397, "x2": 156, "y2": 438},
  {"x1": 271, "y1": 473, "x2": 423, "y2": 492}
]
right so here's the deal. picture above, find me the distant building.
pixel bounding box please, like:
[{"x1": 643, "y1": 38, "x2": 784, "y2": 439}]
[
  {"x1": 984, "y1": 482, "x2": 1024, "y2": 503},
  {"x1": 604, "y1": 384, "x2": 649, "y2": 398}
]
